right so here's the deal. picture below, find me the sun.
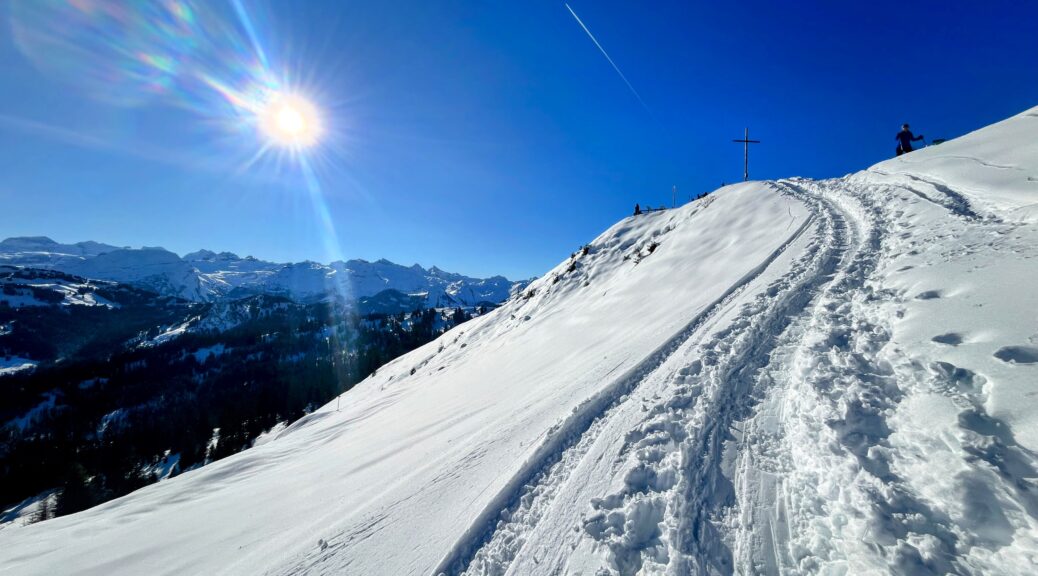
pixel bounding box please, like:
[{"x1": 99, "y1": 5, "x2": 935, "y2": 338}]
[{"x1": 259, "y1": 93, "x2": 321, "y2": 147}]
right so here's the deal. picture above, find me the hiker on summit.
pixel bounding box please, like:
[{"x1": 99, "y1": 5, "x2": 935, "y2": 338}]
[{"x1": 896, "y1": 123, "x2": 925, "y2": 156}]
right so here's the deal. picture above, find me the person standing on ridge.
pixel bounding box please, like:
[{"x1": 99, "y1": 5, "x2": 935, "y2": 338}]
[{"x1": 896, "y1": 123, "x2": 925, "y2": 156}]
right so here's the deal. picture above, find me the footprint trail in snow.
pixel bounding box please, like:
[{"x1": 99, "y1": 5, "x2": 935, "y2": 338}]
[{"x1": 451, "y1": 109, "x2": 1038, "y2": 576}]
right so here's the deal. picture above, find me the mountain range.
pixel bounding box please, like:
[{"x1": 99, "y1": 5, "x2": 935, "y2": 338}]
[{"x1": 0, "y1": 237, "x2": 522, "y2": 306}]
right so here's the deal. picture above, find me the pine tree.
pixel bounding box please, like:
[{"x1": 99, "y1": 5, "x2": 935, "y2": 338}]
[{"x1": 56, "y1": 464, "x2": 97, "y2": 517}]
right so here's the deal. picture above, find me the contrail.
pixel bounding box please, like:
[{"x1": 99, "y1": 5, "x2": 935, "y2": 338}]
[{"x1": 565, "y1": 3, "x2": 650, "y2": 113}]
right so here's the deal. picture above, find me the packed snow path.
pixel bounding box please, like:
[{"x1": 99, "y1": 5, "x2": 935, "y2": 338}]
[
  {"x1": 1, "y1": 108, "x2": 1036, "y2": 575},
  {"x1": 453, "y1": 174, "x2": 1031, "y2": 576},
  {"x1": 450, "y1": 182, "x2": 847, "y2": 575}
]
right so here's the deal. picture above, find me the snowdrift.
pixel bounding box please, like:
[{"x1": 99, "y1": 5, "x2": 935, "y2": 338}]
[{"x1": 1, "y1": 105, "x2": 1036, "y2": 575}]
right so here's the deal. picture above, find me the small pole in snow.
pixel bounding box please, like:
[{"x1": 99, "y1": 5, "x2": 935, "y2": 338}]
[
  {"x1": 732, "y1": 127, "x2": 761, "y2": 182},
  {"x1": 672, "y1": 185, "x2": 677, "y2": 208}
]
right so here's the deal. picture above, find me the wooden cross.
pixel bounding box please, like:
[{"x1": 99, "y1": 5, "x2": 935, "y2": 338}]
[{"x1": 732, "y1": 127, "x2": 761, "y2": 182}]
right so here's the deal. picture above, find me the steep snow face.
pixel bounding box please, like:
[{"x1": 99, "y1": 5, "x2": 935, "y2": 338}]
[{"x1": 2, "y1": 106, "x2": 1036, "y2": 576}]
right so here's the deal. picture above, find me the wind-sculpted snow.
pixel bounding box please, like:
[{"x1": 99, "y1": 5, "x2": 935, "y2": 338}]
[{"x1": 1, "y1": 106, "x2": 1037, "y2": 575}]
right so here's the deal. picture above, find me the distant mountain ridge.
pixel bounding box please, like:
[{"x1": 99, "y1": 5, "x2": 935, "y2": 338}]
[
  {"x1": 0, "y1": 237, "x2": 123, "y2": 269},
  {"x1": 0, "y1": 237, "x2": 523, "y2": 306}
]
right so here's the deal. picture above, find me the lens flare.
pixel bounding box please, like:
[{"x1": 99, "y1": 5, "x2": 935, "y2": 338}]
[
  {"x1": 9, "y1": 1, "x2": 247, "y2": 108},
  {"x1": 5, "y1": 1, "x2": 334, "y2": 162},
  {"x1": 6, "y1": 0, "x2": 356, "y2": 392},
  {"x1": 260, "y1": 94, "x2": 321, "y2": 147}
]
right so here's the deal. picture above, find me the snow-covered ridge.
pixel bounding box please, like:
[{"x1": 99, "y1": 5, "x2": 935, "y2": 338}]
[
  {"x1": 0, "y1": 266, "x2": 119, "y2": 308},
  {"x1": 0, "y1": 237, "x2": 121, "y2": 269},
  {"x1": 868, "y1": 107, "x2": 1038, "y2": 222},
  {"x1": 0, "y1": 239, "x2": 523, "y2": 306},
  {"x1": 1, "y1": 106, "x2": 1036, "y2": 575}
]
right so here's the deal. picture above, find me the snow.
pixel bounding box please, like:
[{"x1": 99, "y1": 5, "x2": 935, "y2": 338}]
[
  {"x1": 871, "y1": 107, "x2": 1038, "y2": 221},
  {"x1": 252, "y1": 422, "x2": 289, "y2": 447},
  {"x1": 0, "y1": 268, "x2": 118, "y2": 308},
  {"x1": 0, "y1": 356, "x2": 37, "y2": 377},
  {"x1": 64, "y1": 247, "x2": 213, "y2": 302},
  {"x1": 192, "y1": 344, "x2": 227, "y2": 363},
  {"x1": 149, "y1": 320, "x2": 191, "y2": 345},
  {"x1": 0, "y1": 291, "x2": 43, "y2": 308},
  {"x1": 0, "y1": 237, "x2": 119, "y2": 269},
  {"x1": 29, "y1": 282, "x2": 116, "y2": 307},
  {"x1": 96, "y1": 409, "x2": 126, "y2": 438},
  {"x1": 0, "y1": 492, "x2": 57, "y2": 533},
  {"x1": 1, "y1": 106, "x2": 1037, "y2": 575},
  {"x1": 333, "y1": 259, "x2": 516, "y2": 306},
  {"x1": 77, "y1": 378, "x2": 106, "y2": 390},
  {"x1": 3, "y1": 391, "x2": 53, "y2": 431},
  {"x1": 141, "y1": 452, "x2": 181, "y2": 481},
  {"x1": 1, "y1": 241, "x2": 520, "y2": 305},
  {"x1": 143, "y1": 297, "x2": 288, "y2": 346}
]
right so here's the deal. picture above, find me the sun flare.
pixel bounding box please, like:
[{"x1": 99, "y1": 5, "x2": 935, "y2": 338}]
[{"x1": 260, "y1": 93, "x2": 321, "y2": 147}]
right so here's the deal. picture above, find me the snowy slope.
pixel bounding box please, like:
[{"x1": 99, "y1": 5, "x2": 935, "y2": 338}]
[
  {"x1": 1, "y1": 106, "x2": 1036, "y2": 576},
  {"x1": 0, "y1": 266, "x2": 124, "y2": 308},
  {"x1": 872, "y1": 109, "x2": 1038, "y2": 221}
]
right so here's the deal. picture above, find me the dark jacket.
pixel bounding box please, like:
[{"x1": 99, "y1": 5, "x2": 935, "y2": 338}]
[{"x1": 896, "y1": 129, "x2": 923, "y2": 150}]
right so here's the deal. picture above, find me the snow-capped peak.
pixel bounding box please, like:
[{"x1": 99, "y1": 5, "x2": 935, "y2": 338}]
[{"x1": 0, "y1": 239, "x2": 522, "y2": 306}]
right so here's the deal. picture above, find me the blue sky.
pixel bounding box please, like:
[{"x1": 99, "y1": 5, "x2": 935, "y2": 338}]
[{"x1": 0, "y1": 1, "x2": 1035, "y2": 279}]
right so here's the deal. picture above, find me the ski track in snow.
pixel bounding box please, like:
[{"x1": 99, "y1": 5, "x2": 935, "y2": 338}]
[
  {"x1": 435, "y1": 205, "x2": 818, "y2": 576},
  {"x1": 445, "y1": 185, "x2": 841, "y2": 575},
  {"x1": 452, "y1": 172, "x2": 1038, "y2": 575},
  {"x1": 869, "y1": 169, "x2": 986, "y2": 223},
  {"x1": 5, "y1": 109, "x2": 1038, "y2": 576}
]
